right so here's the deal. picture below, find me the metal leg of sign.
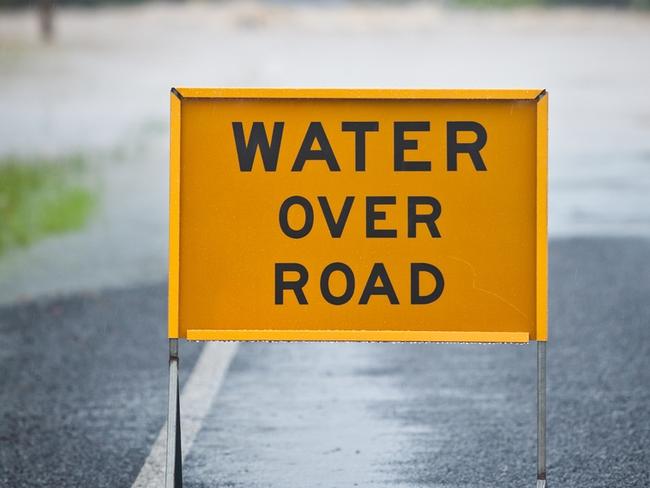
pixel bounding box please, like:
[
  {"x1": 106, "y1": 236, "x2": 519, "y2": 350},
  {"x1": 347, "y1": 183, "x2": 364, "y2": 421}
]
[
  {"x1": 537, "y1": 341, "x2": 547, "y2": 488},
  {"x1": 166, "y1": 339, "x2": 183, "y2": 488}
]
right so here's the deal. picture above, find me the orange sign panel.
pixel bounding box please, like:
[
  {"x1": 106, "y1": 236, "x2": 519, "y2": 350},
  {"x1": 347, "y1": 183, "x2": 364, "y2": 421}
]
[{"x1": 169, "y1": 88, "x2": 547, "y2": 342}]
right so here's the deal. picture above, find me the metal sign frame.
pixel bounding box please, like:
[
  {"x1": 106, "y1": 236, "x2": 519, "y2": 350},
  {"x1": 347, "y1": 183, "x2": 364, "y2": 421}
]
[{"x1": 165, "y1": 88, "x2": 548, "y2": 487}]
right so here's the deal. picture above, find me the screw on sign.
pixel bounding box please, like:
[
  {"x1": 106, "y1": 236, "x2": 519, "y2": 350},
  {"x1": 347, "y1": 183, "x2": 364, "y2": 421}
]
[{"x1": 165, "y1": 88, "x2": 548, "y2": 487}]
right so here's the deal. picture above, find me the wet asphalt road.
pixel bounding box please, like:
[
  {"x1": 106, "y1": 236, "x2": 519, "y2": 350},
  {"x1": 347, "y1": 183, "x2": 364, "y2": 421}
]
[{"x1": 1, "y1": 238, "x2": 649, "y2": 487}]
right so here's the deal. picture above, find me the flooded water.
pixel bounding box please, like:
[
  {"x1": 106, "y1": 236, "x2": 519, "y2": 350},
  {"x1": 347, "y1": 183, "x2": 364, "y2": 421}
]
[{"x1": 1, "y1": 2, "x2": 649, "y2": 303}]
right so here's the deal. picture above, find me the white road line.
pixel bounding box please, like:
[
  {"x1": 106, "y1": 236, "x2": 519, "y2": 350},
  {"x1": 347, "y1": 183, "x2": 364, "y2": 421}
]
[{"x1": 132, "y1": 342, "x2": 239, "y2": 488}]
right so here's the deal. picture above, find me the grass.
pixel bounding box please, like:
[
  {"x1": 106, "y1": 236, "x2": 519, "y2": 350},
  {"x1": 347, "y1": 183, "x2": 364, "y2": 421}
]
[
  {"x1": 453, "y1": 0, "x2": 650, "y2": 6},
  {"x1": 0, "y1": 154, "x2": 96, "y2": 256}
]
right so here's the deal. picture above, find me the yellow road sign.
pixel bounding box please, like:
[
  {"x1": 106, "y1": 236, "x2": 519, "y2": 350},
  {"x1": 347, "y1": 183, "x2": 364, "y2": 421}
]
[{"x1": 169, "y1": 88, "x2": 547, "y2": 343}]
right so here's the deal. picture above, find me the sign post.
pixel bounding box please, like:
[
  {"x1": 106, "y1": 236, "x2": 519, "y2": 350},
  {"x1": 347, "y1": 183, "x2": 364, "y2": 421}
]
[
  {"x1": 538, "y1": 341, "x2": 547, "y2": 487},
  {"x1": 166, "y1": 88, "x2": 548, "y2": 487},
  {"x1": 165, "y1": 339, "x2": 182, "y2": 488}
]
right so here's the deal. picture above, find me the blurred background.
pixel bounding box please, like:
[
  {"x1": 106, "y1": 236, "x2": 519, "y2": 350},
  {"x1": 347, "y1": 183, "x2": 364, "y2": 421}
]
[
  {"x1": 1, "y1": 1, "x2": 649, "y2": 487},
  {"x1": 1, "y1": 0, "x2": 649, "y2": 302}
]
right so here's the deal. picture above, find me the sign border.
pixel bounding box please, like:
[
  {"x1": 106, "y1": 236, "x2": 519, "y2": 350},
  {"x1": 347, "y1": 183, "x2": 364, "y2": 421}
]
[{"x1": 168, "y1": 88, "x2": 548, "y2": 343}]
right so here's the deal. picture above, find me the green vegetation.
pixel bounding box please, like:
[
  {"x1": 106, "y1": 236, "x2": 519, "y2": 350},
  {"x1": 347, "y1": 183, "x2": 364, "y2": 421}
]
[
  {"x1": 453, "y1": 0, "x2": 649, "y2": 6},
  {"x1": 0, "y1": 154, "x2": 96, "y2": 255}
]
